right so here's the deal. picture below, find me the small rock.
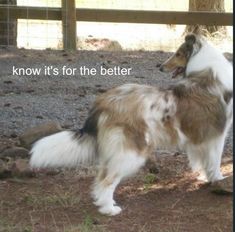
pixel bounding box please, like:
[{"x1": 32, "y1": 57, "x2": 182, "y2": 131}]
[
  {"x1": 0, "y1": 158, "x2": 35, "y2": 179},
  {"x1": 13, "y1": 106, "x2": 23, "y2": 110},
  {"x1": 4, "y1": 80, "x2": 13, "y2": 84},
  {"x1": 145, "y1": 158, "x2": 159, "y2": 174},
  {"x1": 0, "y1": 169, "x2": 12, "y2": 179},
  {"x1": 97, "y1": 88, "x2": 106, "y2": 93},
  {"x1": 11, "y1": 159, "x2": 28, "y2": 171},
  {"x1": 92, "y1": 218, "x2": 100, "y2": 225},
  {"x1": 25, "y1": 89, "x2": 35, "y2": 93},
  {"x1": 174, "y1": 152, "x2": 181, "y2": 157},
  {"x1": 0, "y1": 147, "x2": 29, "y2": 159},
  {"x1": 101, "y1": 62, "x2": 109, "y2": 69},
  {"x1": 45, "y1": 169, "x2": 61, "y2": 176},
  {"x1": 0, "y1": 160, "x2": 12, "y2": 179},
  {"x1": 19, "y1": 121, "x2": 62, "y2": 149},
  {"x1": 211, "y1": 175, "x2": 233, "y2": 195},
  {"x1": 79, "y1": 38, "x2": 122, "y2": 51},
  {"x1": 121, "y1": 61, "x2": 129, "y2": 64},
  {"x1": 147, "y1": 165, "x2": 159, "y2": 174},
  {"x1": 62, "y1": 122, "x2": 73, "y2": 129},
  {"x1": 0, "y1": 159, "x2": 7, "y2": 168},
  {"x1": 11, "y1": 159, "x2": 35, "y2": 177},
  {"x1": 10, "y1": 133, "x2": 18, "y2": 138},
  {"x1": 4, "y1": 103, "x2": 11, "y2": 107}
]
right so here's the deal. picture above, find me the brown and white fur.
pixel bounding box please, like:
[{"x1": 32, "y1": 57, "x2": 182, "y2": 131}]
[{"x1": 30, "y1": 34, "x2": 233, "y2": 216}]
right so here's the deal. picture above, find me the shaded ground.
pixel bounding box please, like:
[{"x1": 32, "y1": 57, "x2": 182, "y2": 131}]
[{"x1": 0, "y1": 48, "x2": 233, "y2": 232}]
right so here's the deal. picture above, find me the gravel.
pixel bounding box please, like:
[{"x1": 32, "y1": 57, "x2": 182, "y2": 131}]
[{"x1": 0, "y1": 47, "x2": 232, "y2": 155}]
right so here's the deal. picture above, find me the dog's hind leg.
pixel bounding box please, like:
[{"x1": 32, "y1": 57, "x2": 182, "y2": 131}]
[
  {"x1": 202, "y1": 135, "x2": 227, "y2": 182},
  {"x1": 186, "y1": 134, "x2": 226, "y2": 182},
  {"x1": 92, "y1": 169, "x2": 122, "y2": 216},
  {"x1": 91, "y1": 149, "x2": 146, "y2": 216}
]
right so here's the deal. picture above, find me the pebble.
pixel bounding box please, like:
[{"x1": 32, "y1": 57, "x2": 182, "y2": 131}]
[
  {"x1": 19, "y1": 121, "x2": 62, "y2": 149},
  {"x1": 0, "y1": 146, "x2": 29, "y2": 159},
  {"x1": 211, "y1": 175, "x2": 233, "y2": 195}
]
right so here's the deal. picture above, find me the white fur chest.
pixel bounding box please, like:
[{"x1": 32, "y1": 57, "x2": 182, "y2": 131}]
[{"x1": 186, "y1": 42, "x2": 233, "y2": 91}]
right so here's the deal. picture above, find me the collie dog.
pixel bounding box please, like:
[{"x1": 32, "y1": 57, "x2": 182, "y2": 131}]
[{"x1": 30, "y1": 33, "x2": 233, "y2": 216}]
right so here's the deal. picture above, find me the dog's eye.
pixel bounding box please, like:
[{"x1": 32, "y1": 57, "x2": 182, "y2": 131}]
[{"x1": 175, "y1": 52, "x2": 180, "y2": 57}]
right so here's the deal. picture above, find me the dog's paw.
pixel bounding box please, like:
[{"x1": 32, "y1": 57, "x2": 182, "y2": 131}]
[
  {"x1": 93, "y1": 198, "x2": 116, "y2": 207},
  {"x1": 98, "y1": 205, "x2": 122, "y2": 216},
  {"x1": 211, "y1": 175, "x2": 225, "y2": 183},
  {"x1": 197, "y1": 174, "x2": 208, "y2": 182}
]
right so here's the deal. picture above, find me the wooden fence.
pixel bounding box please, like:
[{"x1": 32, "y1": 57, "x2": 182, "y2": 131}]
[{"x1": 0, "y1": 1, "x2": 233, "y2": 50}]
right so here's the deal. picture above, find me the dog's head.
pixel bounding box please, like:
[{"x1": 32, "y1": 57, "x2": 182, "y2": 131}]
[{"x1": 159, "y1": 34, "x2": 202, "y2": 78}]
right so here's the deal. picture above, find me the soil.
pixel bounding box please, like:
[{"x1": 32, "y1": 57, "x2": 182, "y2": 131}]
[{"x1": 0, "y1": 47, "x2": 233, "y2": 232}]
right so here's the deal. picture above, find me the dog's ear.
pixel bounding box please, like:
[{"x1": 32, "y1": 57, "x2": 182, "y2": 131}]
[
  {"x1": 185, "y1": 34, "x2": 196, "y2": 45},
  {"x1": 185, "y1": 33, "x2": 201, "y2": 57}
]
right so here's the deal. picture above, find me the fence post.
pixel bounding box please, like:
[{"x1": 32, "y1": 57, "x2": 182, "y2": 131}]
[
  {"x1": 61, "y1": 0, "x2": 77, "y2": 50},
  {"x1": 0, "y1": 0, "x2": 17, "y2": 46}
]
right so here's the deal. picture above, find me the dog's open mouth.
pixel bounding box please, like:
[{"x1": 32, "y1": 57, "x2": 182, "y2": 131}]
[{"x1": 172, "y1": 67, "x2": 185, "y2": 78}]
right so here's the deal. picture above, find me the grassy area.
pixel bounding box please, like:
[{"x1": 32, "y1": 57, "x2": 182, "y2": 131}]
[{"x1": 22, "y1": 187, "x2": 81, "y2": 209}]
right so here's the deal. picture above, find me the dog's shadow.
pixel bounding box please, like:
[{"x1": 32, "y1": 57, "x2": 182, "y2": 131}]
[{"x1": 114, "y1": 164, "x2": 232, "y2": 216}]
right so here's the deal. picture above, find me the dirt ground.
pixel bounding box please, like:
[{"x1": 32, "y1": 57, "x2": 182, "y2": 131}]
[{"x1": 0, "y1": 47, "x2": 233, "y2": 232}]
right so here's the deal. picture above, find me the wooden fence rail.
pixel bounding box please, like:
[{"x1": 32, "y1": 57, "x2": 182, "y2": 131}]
[{"x1": 0, "y1": 4, "x2": 233, "y2": 49}]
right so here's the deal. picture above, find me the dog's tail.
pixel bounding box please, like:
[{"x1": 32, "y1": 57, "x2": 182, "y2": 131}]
[{"x1": 30, "y1": 130, "x2": 96, "y2": 169}]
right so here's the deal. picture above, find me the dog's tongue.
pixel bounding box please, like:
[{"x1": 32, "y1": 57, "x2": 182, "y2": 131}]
[{"x1": 172, "y1": 67, "x2": 185, "y2": 78}]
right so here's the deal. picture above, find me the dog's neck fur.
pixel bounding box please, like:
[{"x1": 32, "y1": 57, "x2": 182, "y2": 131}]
[{"x1": 185, "y1": 38, "x2": 233, "y2": 92}]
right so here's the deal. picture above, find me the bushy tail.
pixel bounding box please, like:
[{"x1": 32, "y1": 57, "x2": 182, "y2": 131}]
[{"x1": 30, "y1": 131, "x2": 96, "y2": 168}]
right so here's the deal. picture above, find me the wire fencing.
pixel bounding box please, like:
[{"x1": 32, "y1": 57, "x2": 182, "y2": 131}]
[{"x1": 0, "y1": 0, "x2": 233, "y2": 51}]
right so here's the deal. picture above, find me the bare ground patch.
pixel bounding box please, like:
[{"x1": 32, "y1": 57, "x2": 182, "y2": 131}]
[{"x1": 0, "y1": 48, "x2": 233, "y2": 232}]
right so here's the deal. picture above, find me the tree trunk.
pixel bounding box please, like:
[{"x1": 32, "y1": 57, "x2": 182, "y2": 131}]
[
  {"x1": 185, "y1": 0, "x2": 226, "y2": 36},
  {"x1": 0, "y1": 0, "x2": 17, "y2": 46}
]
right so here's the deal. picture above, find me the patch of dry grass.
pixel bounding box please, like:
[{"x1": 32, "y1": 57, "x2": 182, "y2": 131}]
[
  {"x1": 64, "y1": 214, "x2": 107, "y2": 232},
  {"x1": 22, "y1": 186, "x2": 81, "y2": 209}
]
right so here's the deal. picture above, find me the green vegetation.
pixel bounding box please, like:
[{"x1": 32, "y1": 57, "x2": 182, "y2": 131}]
[
  {"x1": 143, "y1": 173, "x2": 157, "y2": 190},
  {"x1": 22, "y1": 188, "x2": 80, "y2": 208},
  {"x1": 64, "y1": 214, "x2": 107, "y2": 232}
]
